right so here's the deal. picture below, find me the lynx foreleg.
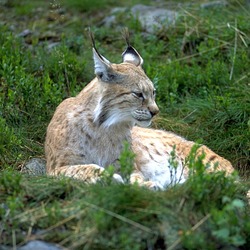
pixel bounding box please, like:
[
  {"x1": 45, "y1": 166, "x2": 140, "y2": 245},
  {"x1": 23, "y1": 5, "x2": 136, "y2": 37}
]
[{"x1": 48, "y1": 164, "x2": 124, "y2": 184}]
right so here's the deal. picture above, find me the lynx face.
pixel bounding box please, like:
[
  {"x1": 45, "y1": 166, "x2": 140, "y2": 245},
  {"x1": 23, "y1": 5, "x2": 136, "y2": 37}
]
[
  {"x1": 129, "y1": 73, "x2": 158, "y2": 127},
  {"x1": 93, "y1": 46, "x2": 159, "y2": 128}
]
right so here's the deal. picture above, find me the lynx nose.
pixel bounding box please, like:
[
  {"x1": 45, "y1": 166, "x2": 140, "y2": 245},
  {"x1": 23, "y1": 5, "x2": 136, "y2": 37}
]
[{"x1": 149, "y1": 105, "x2": 159, "y2": 117}]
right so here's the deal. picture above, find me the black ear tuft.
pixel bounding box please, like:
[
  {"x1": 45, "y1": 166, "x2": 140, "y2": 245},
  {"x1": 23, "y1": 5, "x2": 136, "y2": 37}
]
[
  {"x1": 89, "y1": 29, "x2": 110, "y2": 64},
  {"x1": 123, "y1": 27, "x2": 131, "y2": 47}
]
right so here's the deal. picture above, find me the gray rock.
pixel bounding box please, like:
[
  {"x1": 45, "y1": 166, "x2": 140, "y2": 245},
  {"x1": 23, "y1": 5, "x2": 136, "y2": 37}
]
[
  {"x1": 102, "y1": 15, "x2": 117, "y2": 28},
  {"x1": 21, "y1": 158, "x2": 46, "y2": 175},
  {"x1": 102, "y1": 5, "x2": 178, "y2": 33},
  {"x1": 0, "y1": 245, "x2": 12, "y2": 250},
  {"x1": 17, "y1": 29, "x2": 32, "y2": 37},
  {"x1": 18, "y1": 240, "x2": 63, "y2": 250},
  {"x1": 200, "y1": 1, "x2": 228, "y2": 9},
  {"x1": 0, "y1": 0, "x2": 8, "y2": 6},
  {"x1": 110, "y1": 7, "x2": 126, "y2": 14},
  {"x1": 47, "y1": 42, "x2": 60, "y2": 50},
  {"x1": 101, "y1": 7, "x2": 126, "y2": 28},
  {"x1": 131, "y1": 4, "x2": 178, "y2": 33}
]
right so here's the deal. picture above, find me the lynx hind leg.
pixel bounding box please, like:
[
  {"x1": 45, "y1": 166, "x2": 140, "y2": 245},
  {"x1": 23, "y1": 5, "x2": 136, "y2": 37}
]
[
  {"x1": 130, "y1": 172, "x2": 164, "y2": 190},
  {"x1": 195, "y1": 145, "x2": 234, "y2": 174},
  {"x1": 48, "y1": 164, "x2": 124, "y2": 184}
]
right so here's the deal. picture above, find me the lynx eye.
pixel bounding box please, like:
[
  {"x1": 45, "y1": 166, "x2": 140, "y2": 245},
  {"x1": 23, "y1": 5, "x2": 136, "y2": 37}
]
[{"x1": 132, "y1": 92, "x2": 144, "y2": 100}]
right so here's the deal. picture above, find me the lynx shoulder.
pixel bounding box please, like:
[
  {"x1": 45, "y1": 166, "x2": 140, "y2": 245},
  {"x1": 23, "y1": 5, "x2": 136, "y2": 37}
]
[{"x1": 45, "y1": 32, "x2": 234, "y2": 189}]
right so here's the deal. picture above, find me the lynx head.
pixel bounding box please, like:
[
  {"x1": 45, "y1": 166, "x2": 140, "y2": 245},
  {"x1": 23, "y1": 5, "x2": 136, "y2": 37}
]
[{"x1": 91, "y1": 31, "x2": 159, "y2": 128}]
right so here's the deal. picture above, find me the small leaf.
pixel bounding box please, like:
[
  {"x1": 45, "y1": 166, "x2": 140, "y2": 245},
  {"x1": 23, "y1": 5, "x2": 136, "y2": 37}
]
[
  {"x1": 231, "y1": 235, "x2": 246, "y2": 246},
  {"x1": 213, "y1": 228, "x2": 230, "y2": 240},
  {"x1": 231, "y1": 199, "x2": 245, "y2": 209}
]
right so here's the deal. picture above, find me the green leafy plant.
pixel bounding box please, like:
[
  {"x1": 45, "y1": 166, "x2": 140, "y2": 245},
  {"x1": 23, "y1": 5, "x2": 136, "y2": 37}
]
[{"x1": 119, "y1": 141, "x2": 135, "y2": 182}]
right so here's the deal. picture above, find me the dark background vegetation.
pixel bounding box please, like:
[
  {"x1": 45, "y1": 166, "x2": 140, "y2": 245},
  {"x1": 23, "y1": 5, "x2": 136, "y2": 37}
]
[{"x1": 0, "y1": 0, "x2": 249, "y2": 249}]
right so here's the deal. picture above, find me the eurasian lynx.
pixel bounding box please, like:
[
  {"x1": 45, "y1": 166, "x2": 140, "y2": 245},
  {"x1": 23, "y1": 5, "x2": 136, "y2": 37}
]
[{"x1": 45, "y1": 32, "x2": 234, "y2": 189}]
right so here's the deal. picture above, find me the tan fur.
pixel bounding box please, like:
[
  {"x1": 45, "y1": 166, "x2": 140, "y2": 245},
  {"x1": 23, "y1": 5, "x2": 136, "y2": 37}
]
[{"x1": 45, "y1": 41, "x2": 234, "y2": 189}]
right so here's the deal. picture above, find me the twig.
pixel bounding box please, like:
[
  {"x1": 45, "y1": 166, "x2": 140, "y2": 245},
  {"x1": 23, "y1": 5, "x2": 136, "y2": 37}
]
[
  {"x1": 168, "y1": 213, "x2": 211, "y2": 250},
  {"x1": 191, "y1": 213, "x2": 211, "y2": 231}
]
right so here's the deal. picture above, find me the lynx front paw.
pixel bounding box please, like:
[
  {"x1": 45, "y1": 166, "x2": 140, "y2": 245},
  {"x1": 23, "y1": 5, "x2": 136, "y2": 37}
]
[
  {"x1": 51, "y1": 164, "x2": 105, "y2": 183},
  {"x1": 130, "y1": 172, "x2": 164, "y2": 190},
  {"x1": 112, "y1": 173, "x2": 124, "y2": 184},
  {"x1": 143, "y1": 181, "x2": 164, "y2": 191}
]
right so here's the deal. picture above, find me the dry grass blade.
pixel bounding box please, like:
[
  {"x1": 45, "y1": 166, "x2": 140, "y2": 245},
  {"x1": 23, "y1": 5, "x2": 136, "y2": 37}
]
[
  {"x1": 41, "y1": 211, "x2": 85, "y2": 235},
  {"x1": 169, "y1": 43, "x2": 228, "y2": 64},
  {"x1": 66, "y1": 229, "x2": 97, "y2": 249},
  {"x1": 229, "y1": 19, "x2": 238, "y2": 81},
  {"x1": 13, "y1": 206, "x2": 47, "y2": 222},
  {"x1": 82, "y1": 200, "x2": 155, "y2": 234},
  {"x1": 12, "y1": 230, "x2": 17, "y2": 250}
]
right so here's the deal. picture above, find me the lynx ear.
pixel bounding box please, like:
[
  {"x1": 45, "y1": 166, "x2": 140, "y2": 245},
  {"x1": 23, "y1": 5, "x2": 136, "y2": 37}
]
[
  {"x1": 89, "y1": 29, "x2": 120, "y2": 82},
  {"x1": 122, "y1": 29, "x2": 144, "y2": 67},
  {"x1": 92, "y1": 48, "x2": 116, "y2": 82}
]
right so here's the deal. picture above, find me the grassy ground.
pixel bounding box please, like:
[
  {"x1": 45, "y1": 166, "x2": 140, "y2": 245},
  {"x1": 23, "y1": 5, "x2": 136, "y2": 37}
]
[{"x1": 0, "y1": 0, "x2": 250, "y2": 249}]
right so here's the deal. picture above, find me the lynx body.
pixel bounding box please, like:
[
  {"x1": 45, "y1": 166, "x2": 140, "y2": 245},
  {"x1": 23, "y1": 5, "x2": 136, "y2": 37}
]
[{"x1": 45, "y1": 34, "x2": 234, "y2": 189}]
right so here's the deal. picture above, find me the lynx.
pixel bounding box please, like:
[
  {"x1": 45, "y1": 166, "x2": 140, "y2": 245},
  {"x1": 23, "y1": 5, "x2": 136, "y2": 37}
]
[{"x1": 45, "y1": 33, "x2": 234, "y2": 189}]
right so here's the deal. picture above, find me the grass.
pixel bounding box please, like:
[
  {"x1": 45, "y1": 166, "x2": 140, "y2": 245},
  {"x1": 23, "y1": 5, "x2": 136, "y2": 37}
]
[
  {"x1": 1, "y1": 161, "x2": 249, "y2": 249},
  {"x1": 0, "y1": 0, "x2": 250, "y2": 249}
]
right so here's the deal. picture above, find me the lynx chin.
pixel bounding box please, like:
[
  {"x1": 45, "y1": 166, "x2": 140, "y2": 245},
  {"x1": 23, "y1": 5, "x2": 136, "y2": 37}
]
[{"x1": 45, "y1": 32, "x2": 234, "y2": 189}]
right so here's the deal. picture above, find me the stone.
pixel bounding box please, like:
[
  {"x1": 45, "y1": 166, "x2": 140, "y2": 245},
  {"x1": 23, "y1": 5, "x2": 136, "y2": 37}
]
[
  {"x1": 101, "y1": 5, "x2": 178, "y2": 34},
  {"x1": 47, "y1": 42, "x2": 60, "y2": 50},
  {"x1": 17, "y1": 29, "x2": 32, "y2": 37},
  {"x1": 130, "y1": 4, "x2": 178, "y2": 33},
  {"x1": 200, "y1": 1, "x2": 228, "y2": 9},
  {"x1": 21, "y1": 158, "x2": 46, "y2": 175},
  {"x1": 18, "y1": 240, "x2": 63, "y2": 250},
  {"x1": 101, "y1": 7, "x2": 126, "y2": 28},
  {"x1": 0, "y1": 245, "x2": 12, "y2": 250}
]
